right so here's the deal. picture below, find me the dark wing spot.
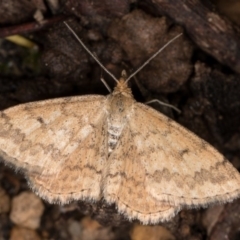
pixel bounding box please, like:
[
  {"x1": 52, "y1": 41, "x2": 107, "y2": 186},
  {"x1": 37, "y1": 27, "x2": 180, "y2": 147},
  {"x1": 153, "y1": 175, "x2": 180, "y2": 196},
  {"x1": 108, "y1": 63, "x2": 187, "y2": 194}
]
[
  {"x1": 179, "y1": 149, "x2": 189, "y2": 157},
  {"x1": 37, "y1": 117, "x2": 44, "y2": 124}
]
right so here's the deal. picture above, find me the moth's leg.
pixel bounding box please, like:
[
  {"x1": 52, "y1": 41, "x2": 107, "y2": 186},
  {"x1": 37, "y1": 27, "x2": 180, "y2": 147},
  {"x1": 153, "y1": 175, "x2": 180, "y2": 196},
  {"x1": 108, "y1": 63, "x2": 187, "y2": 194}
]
[{"x1": 145, "y1": 99, "x2": 181, "y2": 114}]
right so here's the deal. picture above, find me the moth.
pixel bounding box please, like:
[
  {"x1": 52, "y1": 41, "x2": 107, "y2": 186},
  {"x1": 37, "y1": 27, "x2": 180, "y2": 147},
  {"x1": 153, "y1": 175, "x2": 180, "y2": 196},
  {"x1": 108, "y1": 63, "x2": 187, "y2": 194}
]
[{"x1": 0, "y1": 22, "x2": 240, "y2": 224}]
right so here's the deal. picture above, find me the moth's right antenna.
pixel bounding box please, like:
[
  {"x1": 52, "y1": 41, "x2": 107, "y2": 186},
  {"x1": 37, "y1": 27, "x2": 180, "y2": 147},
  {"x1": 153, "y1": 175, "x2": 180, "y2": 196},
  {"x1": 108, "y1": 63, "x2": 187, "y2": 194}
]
[{"x1": 64, "y1": 21, "x2": 119, "y2": 84}]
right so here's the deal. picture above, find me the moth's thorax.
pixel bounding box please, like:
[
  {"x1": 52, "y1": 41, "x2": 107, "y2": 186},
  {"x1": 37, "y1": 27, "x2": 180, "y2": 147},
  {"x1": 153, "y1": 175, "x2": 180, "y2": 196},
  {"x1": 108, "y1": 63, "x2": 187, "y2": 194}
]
[
  {"x1": 112, "y1": 78, "x2": 133, "y2": 98},
  {"x1": 106, "y1": 79, "x2": 135, "y2": 154}
]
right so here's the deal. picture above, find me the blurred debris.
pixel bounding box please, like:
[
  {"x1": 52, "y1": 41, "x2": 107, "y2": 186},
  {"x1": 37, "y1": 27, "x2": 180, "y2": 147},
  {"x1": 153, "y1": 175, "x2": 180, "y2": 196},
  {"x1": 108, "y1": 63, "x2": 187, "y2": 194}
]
[
  {"x1": 131, "y1": 224, "x2": 175, "y2": 240},
  {"x1": 5, "y1": 35, "x2": 38, "y2": 49},
  {"x1": 10, "y1": 226, "x2": 41, "y2": 240},
  {"x1": 203, "y1": 199, "x2": 240, "y2": 240},
  {"x1": 10, "y1": 192, "x2": 44, "y2": 229},
  {"x1": 147, "y1": 0, "x2": 240, "y2": 74},
  {"x1": 0, "y1": 186, "x2": 10, "y2": 214},
  {"x1": 0, "y1": 0, "x2": 46, "y2": 25},
  {"x1": 202, "y1": 205, "x2": 224, "y2": 236},
  {"x1": 212, "y1": 0, "x2": 240, "y2": 25},
  {"x1": 64, "y1": 0, "x2": 130, "y2": 18},
  {"x1": 46, "y1": 0, "x2": 61, "y2": 14},
  {"x1": 79, "y1": 217, "x2": 115, "y2": 240}
]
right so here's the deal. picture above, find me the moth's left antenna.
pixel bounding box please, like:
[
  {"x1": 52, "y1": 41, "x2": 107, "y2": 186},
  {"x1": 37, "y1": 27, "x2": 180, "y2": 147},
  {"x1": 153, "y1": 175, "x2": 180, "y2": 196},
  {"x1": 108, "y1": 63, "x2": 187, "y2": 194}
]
[
  {"x1": 125, "y1": 33, "x2": 182, "y2": 83},
  {"x1": 64, "y1": 21, "x2": 119, "y2": 84}
]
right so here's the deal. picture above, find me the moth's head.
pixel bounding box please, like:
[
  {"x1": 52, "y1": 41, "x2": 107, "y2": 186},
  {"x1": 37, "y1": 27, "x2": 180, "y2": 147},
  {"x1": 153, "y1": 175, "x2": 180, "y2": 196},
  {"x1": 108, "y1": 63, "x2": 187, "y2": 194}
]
[{"x1": 112, "y1": 70, "x2": 133, "y2": 98}]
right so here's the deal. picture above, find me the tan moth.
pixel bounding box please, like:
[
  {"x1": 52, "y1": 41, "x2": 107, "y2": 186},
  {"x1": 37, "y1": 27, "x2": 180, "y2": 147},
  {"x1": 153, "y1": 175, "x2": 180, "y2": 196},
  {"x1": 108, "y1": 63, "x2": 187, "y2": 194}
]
[{"x1": 0, "y1": 22, "x2": 240, "y2": 224}]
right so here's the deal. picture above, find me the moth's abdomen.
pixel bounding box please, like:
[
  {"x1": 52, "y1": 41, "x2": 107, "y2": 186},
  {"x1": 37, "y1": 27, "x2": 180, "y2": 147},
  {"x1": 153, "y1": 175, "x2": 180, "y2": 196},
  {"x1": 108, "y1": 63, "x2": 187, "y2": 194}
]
[
  {"x1": 107, "y1": 124, "x2": 123, "y2": 155},
  {"x1": 106, "y1": 91, "x2": 135, "y2": 155}
]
